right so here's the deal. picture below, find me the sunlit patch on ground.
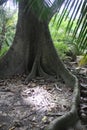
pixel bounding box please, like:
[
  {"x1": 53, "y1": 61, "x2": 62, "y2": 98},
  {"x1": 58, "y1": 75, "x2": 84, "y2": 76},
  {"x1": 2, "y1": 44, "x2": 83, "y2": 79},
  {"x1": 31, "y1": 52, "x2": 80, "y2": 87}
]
[
  {"x1": 21, "y1": 87, "x2": 57, "y2": 111},
  {"x1": 21, "y1": 83, "x2": 72, "y2": 113}
]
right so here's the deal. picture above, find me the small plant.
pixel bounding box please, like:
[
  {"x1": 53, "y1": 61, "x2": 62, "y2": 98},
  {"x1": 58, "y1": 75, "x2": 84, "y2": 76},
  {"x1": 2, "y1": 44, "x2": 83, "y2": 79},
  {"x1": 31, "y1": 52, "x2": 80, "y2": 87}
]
[
  {"x1": 78, "y1": 53, "x2": 87, "y2": 67},
  {"x1": 54, "y1": 41, "x2": 69, "y2": 59}
]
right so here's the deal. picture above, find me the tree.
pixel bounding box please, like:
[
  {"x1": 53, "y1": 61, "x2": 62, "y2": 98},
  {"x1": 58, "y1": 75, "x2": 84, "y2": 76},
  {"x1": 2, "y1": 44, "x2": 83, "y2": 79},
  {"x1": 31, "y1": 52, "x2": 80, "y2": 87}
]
[
  {"x1": 0, "y1": 0, "x2": 86, "y2": 129},
  {"x1": 0, "y1": 0, "x2": 73, "y2": 84}
]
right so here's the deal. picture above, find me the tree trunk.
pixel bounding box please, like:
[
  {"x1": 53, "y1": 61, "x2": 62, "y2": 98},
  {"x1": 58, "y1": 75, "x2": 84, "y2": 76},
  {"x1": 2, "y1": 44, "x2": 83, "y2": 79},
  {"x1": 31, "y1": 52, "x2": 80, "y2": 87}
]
[
  {"x1": 0, "y1": 1, "x2": 80, "y2": 129},
  {"x1": 0, "y1": 0, "x2": 74, "y2": 86}
]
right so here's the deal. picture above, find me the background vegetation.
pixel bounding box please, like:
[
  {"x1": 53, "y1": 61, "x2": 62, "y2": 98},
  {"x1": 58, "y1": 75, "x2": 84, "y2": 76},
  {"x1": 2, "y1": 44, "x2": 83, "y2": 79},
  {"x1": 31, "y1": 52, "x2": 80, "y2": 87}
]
[
  {"x1": 0, "y1": 2, "x2": 87, "y2": 65},
  {"x1": 0, "y1": 6, "x2": 17, "y2": 57},
  {"x1": 49, "y1": 15, "x2": 77, "y2": 59}
]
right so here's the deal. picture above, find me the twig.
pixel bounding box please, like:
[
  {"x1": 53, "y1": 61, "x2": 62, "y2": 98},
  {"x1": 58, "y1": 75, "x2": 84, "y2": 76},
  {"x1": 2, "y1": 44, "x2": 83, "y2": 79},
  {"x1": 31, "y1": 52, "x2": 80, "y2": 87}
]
[
  {"x1": 54, "y1": 84, "x2": 62, "y2": 91},
  {"x1": 46, "y1": 112, "x2": 64, "y2": 117}
]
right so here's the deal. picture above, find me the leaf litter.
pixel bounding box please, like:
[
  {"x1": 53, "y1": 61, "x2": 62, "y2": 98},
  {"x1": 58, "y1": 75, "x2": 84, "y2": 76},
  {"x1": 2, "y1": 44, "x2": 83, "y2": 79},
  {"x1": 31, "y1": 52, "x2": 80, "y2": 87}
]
[
  {"x1": 0, "y1": 61, "x2": 87, "y2": 130},
  {"x1": 0, "y1": 75, "x2": 72, "y2": 130}
]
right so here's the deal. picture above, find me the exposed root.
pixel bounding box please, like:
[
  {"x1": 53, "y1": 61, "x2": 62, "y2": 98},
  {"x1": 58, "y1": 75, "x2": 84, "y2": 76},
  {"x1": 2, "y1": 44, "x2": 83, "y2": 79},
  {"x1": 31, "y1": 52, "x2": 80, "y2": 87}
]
[
  {"x1": 56, "y1": 58, "x2": 76, "y2": 87},
  {"x1": 25, "y1": 71, "x2": 36, "y2": 84},
  {"x1": 39, "y1": 65, "x2": 51, "y2": 78},
  {"x1": 46, "y1": 73, "x2": 80, "y2": 130},
  {"x1": 25, "y1": 55, "x2": 56, "y2": 84},
  {"x1": 39, "y1": 65, "x2": 56, "y2": 81},
  {"x1": 25, "y1": 62, "x2": 55, "y2": 84},
  {"x1": 25, "y1": 58, "x2": 37, "y2": 84}
]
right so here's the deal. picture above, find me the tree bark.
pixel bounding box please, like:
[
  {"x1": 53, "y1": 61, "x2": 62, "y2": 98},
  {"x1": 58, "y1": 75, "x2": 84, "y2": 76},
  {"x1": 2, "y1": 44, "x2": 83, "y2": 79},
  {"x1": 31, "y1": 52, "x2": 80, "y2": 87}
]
[{"x1": 0, "y1": 0, "x2": 74, "y2": 86}]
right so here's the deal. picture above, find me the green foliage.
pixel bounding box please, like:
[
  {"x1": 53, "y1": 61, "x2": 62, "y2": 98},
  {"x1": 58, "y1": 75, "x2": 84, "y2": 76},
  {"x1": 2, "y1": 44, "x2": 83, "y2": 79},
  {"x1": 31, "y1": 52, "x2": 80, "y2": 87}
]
[
  {"x1": 78, "y1": 53, "x2": 87, "y2": 67},
  {"x1": 25, "y1": 0, "x2": 52, "y2": 21},
  {"x1": 49, "y1": 10, "x2": 86, "y2": 59},
  {"x1": 54, "y1": 41, "x2": 69, "y2": 59},
  {"x1": 49, "y1": 15, "x2": 74, "y2": 59},
  {"x1": 0, "y1": 7, "x2": 17, "y2": 57},
  {"x1": 0, "y1": 44, "x2": 9, "y2": 58},
  {"x1": 55, "y1": 0, "x2": 87, "y2": 53}
]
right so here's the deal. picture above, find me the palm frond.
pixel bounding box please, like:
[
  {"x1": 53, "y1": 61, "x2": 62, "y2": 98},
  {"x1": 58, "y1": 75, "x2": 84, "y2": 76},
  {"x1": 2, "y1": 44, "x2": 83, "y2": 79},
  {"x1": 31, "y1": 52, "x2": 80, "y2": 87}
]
[
  {"x1": 25, "y1": 0, "x2": 64, "y2": 21},
  {"x1": 54, "y1": 0, "x2": 87, "y2": 53},
  {"x1": 73, "y1": 1, "x2": 87, "y2": 53},
  {"x1": 27, "y1": 0, "x2": 86, "y2": 53}
]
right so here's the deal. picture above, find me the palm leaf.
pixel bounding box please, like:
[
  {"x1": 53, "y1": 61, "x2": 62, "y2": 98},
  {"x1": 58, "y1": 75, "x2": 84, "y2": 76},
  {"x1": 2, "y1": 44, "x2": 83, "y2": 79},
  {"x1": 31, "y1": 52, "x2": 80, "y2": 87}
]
[
  {"x1": 54, "y1": 0, "x2": 87, "y2": 53},
  {"x1": 27, "y1": 0, "x2": 86, "y2": 53}
]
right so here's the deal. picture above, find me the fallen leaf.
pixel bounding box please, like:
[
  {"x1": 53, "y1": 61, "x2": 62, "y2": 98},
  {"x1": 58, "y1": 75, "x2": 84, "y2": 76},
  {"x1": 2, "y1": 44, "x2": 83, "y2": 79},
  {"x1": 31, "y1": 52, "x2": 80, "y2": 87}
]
[
  {"x1": 9, "y1": 126, "x2": 15, "y2": 130},
  {"x1": 42, "y1": 116, "x2": 47, "y2": 123}
]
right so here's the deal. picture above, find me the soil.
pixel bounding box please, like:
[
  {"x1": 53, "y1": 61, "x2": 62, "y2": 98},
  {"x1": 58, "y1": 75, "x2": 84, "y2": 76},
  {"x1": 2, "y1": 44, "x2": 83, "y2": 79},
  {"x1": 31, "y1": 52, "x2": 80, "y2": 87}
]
[{"x1": 0, "y1": 60, "x2": 87, "y2": 130}]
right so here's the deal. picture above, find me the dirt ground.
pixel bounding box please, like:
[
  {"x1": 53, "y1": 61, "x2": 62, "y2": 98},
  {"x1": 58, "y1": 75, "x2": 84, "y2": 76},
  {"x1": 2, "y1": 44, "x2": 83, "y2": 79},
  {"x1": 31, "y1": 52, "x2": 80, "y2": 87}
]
[{"x1": 0, "y1": 60, "x2": 87, "y2": 130}]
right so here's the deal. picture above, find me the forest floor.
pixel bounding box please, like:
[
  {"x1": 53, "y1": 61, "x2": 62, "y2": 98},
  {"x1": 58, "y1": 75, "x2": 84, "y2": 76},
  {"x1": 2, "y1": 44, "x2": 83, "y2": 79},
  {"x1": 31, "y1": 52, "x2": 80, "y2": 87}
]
[{"x1": 0, "y1": 59, "x2": 87, "y2": 130}]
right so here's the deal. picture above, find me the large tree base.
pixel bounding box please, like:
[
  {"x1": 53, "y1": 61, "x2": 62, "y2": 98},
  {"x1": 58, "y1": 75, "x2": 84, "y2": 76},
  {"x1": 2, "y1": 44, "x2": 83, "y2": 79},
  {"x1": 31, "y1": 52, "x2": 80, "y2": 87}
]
[
  {"x1": 0, "y1": 53, "x2": 80, "y2": 130},
  {"x1": 24, "y1": 54, "x2": 56, "y2": 84},
  {"x1": 0, "y1": 31, "x2": 80, "y2": 129}
]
